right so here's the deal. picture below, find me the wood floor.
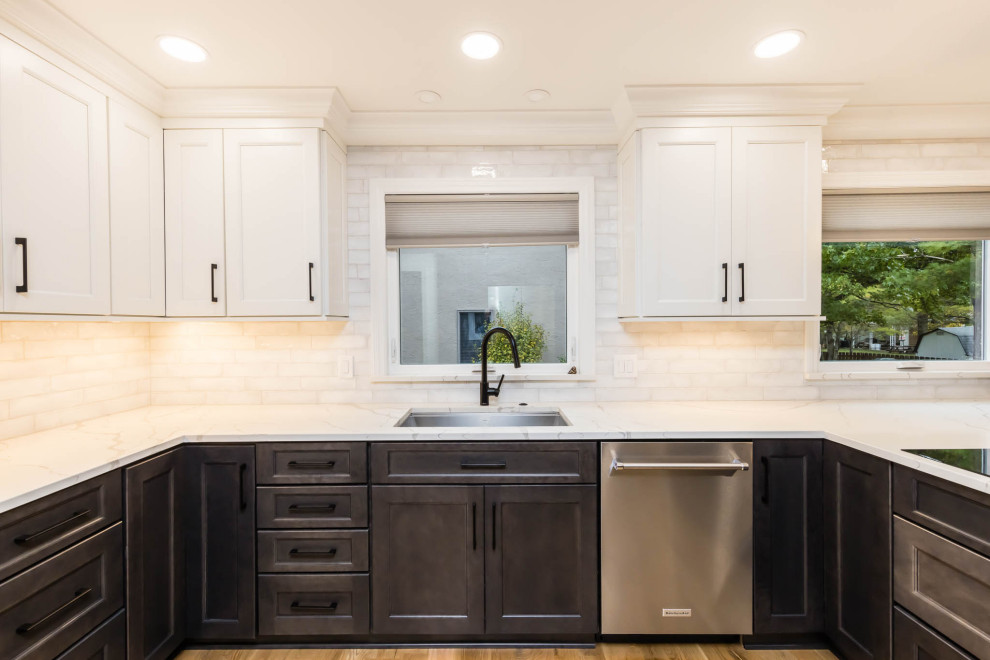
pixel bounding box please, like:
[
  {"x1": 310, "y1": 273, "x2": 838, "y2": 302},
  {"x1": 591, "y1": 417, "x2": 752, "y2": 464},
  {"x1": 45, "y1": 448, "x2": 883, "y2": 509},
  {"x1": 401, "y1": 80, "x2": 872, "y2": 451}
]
[{"x1": 177, "y1": 644, "x2": 837, "y2": 660}]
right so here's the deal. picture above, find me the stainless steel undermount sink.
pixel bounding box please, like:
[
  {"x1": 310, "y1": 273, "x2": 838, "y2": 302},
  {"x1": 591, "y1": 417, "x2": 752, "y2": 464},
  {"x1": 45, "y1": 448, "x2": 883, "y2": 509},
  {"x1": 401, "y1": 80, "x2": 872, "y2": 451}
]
[{"x1": 395, "y1": 409, "x2": 570, "y2": 428}]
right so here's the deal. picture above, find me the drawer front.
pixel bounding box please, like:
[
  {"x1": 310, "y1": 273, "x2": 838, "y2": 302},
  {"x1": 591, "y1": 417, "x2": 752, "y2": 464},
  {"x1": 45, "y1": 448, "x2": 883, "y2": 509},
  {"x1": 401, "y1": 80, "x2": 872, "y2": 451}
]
[
  {"x1": 894, "y1": 516, "x2": 990, "y2": 658},
  {"x1": 258, "y1": 530, "x2": 368, "y2": 573},
  {"x1": 370, "y1": 442, "x2": 597, "y2": 484},
  {"x1": 0, "y1": 523, "x2": 124, "y2": 660},
  {"x1": 0, "y1": 471, "x2": 122, "y2": 582},
  {"x1": 894, "y1": 464, "x2": 990, "y2": 557},
  {"x1": 257, "y1": 442, "x2": 367, "y2": 485},
  {"x1": 56, "y1": 609, "x2": 125, "y2": 660},
  {"x1": 894, "y1": 607, "x2": 973, "y2": 660},
  {"x1": 258, "y1": 574, "x2": 369, "y2": 636},
  {"x1": 257, "y1": 486, "x2": 368, "y2": 529}
]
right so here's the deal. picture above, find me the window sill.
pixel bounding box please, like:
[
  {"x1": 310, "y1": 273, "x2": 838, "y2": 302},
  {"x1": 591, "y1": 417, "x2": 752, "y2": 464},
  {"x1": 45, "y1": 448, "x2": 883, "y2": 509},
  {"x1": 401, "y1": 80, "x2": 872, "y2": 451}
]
[
  {"x1": 372, "y1": 373, "x2": 596, "y2": 384},
  {"x1": 805, "y1": 369, "x2": 990, "y2": 381}
]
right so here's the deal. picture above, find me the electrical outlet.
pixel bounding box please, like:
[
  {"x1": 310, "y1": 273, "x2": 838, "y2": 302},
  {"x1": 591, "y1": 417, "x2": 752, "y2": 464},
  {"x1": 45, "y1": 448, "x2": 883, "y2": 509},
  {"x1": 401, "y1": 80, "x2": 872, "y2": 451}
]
[
  {"x1": 613, "y1": 355, "x2": 638, "y2": 378},
  {"x1": 338, "y1": 355, "x2": 354, "y2": 378}
]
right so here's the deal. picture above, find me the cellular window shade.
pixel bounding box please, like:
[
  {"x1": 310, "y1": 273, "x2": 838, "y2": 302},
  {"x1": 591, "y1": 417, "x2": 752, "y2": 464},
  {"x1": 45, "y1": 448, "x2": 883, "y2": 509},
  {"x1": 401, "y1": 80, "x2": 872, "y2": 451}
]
[
  {"x1": 823, "y1": 191, "x2": 990, "y2": 241},
  {"x1": 385, "y1": 193, "x2": 579, "y2": 247}
]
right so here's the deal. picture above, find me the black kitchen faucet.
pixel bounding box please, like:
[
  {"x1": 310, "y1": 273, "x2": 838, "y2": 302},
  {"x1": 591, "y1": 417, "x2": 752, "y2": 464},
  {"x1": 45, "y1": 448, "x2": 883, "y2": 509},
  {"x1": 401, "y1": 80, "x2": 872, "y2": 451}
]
[{"x1": 479, "y1": 326, "x2": 521, "y2": 406}]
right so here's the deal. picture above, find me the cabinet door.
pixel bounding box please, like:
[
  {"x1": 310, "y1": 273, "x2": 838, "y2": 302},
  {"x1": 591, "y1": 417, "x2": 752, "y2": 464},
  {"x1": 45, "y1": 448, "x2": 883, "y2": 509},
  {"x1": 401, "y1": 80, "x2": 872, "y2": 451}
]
[
  {"x1": 371, "y1": 485, "x2": 484, "y2": 635},
  {"x1": 485, "y1": 485, "x2": 598, "y2": 635},
  {"x1": 164, "y1": 129, "x2": 225, "y2": 316},
  {"x1": 223, "y1": 128, "x2": 321, "y2": 316},
  {"x1": 639, "y1": 127, "x2": 733, "y2": 316},
  {"x1": 322, "y1": 132, "x2": 348, "y2": 317},
  {"x1": 109, "y1": 100, "x2": 164, "y2": 316},
  {"x1": 731, "y1": 126, "x2": 821, "y2": 316},
  {"x1": 184, "y1": 445, "x2": 256, "y2": 641},
  {"x1": 0, "y1": 39, "x2": 110, "y2": 314},
  {"x1": 824, "y1": 442, "x2": 892, "y2": 660},
  {"x1": 753, "y1": 440, "x2": 824, "y2": 635},
  {"x1": 125, "y1": 449, "x2": 185, "y2": 660}
]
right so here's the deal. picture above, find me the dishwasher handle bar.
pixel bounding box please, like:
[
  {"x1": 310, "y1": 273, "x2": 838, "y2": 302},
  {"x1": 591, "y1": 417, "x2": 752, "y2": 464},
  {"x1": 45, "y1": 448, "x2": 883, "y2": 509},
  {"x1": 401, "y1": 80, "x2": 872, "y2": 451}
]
[{"x1": 610, "y1": 458, "x2": 749, "y2": 474}]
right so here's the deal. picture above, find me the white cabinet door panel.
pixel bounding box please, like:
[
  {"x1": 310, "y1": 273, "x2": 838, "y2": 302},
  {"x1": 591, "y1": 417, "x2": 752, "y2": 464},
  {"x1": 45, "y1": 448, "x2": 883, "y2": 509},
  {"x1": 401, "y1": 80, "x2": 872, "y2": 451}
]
[
  {"x1": 731, "y1": 126, "x2": 821, "y2": 316},
  {"x1": 164, "y1": 129, "x2": 226, "y2": 316},
  {"x1": 639, "y1": 128, "x2": 733, "y2": 317},
  {"x1": 223, "y1": 129, "x2": 321, "y2": 316},
  {"x1": 322, "y1": 132, "x2": 348, "y2": 318},
  {"x1": 109, "y1": 100, "x2": 164, "y2": 316},
  {"x1": 0, "y1": 40, "x2": 110, "y2": 314}
]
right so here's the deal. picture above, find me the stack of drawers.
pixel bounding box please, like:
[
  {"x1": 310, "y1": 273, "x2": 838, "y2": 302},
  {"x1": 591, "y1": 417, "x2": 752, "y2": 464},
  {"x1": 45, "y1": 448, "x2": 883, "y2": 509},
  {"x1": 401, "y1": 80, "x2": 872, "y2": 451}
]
[
  {"x1": 256, "y1": 442, "x2": 370, "y2": 637},
  {"x1": 893, "y1": 465, "x2": 990, "y2": 659},
  {"x1": 0, "y1": 471, "x2": 124, "y2": 660}
]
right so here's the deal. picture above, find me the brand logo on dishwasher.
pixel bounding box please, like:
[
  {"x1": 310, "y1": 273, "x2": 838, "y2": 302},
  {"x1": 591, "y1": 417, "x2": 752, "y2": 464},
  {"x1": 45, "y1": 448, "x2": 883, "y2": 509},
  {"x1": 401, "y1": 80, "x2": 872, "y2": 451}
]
[{"x1": 662, "y1": 608, "x2": 692, "y2": 618}]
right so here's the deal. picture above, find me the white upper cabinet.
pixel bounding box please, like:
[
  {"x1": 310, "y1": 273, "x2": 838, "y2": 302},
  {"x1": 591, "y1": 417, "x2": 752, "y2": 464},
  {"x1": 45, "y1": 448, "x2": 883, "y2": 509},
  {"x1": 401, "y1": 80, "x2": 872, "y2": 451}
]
[
  {"x1": 0, "y1": 39, "x2": 110, "y2": 314},
  {"x1": 730, "y1": 126, "x2": 821, "y2": 316},
  {"x1": 637, "y1": 128, "x2": 733, "y2": 317},
  {"x1": 618, "y1": 124, "x2": 822, "y2": 318},
  {"x1": 322, "y1": 133, "x2": 349, "y2": 318},
  {"x1": 223, "y1": 128, "x2": 322, "y2": 316},
  {"x1": 164, "y1": 129, "x2": 226, "y2": 317},
  {"x1": 109, "y1": 100, "x2": 165, "y2": 316}
]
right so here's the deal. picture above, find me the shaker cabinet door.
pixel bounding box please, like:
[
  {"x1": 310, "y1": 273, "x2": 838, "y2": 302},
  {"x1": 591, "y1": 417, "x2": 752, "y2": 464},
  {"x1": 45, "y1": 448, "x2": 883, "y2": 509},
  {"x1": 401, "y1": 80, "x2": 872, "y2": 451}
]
[
  {"x1": 223, "y1": 128, "x2": 322, "y2": 316},
  {"x1": 0, "y1": 38, "x2": 110, "y2": 314},
  {"x1": 164, "y1": 129, "x2": 226, "y2": 316}
]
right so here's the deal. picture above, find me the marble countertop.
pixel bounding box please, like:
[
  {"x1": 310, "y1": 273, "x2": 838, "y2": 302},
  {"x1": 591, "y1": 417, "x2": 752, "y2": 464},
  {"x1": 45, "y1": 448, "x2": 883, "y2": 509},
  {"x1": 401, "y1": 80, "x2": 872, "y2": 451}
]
[{"x1": 3, "y1": 400, "x2": 990, "y2": 513}]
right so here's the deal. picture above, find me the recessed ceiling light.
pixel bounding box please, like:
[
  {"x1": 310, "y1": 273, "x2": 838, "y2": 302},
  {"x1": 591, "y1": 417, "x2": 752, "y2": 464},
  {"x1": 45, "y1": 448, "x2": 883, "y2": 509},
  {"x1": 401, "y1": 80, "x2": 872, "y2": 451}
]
[
  {"x1": 753, "y1": 30, "x2": 805, "y2": 59},
  {"x1": 461, "y1": 32, "x2": 502, "y2": 60},
  {"x1": 416, "y1": 90, "x2": 442, "y2": 104},
  {"x1": 157, "y1": 35, "x2": 208, "y2": 63},
  {"x1": 525, "y1": 89, "x2": 550, "y2": 103}
]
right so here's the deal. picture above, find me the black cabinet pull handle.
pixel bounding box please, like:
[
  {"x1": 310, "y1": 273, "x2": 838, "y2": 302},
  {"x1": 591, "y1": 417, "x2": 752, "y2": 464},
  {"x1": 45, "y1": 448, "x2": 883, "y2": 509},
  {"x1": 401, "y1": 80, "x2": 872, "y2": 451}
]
[
  {"x1": 761, "y1": 456, "x2": 770, "y2": 505},
  {"x1": 460, "y1": 460, "x2": 507, "y2": 470},
  {"x1": 491, "y1": 503, "x2": 497, "y2": 550},
  {"x1": 210, "y1": 263, "x2": 218, "y2": 303},
  {"x1": 289, "y1": 548, "x2": 337, "y2": 558},
  {"x1": 288, "y1": 503, "x2": 337, "y2": 513},
  {"x1": 14, "y1": 509, "x2": 91, "y2": 545},
  {"x1": 288, "y1": 460, "x2": 336, "y2": 470},
  {"x1": 15, "y1": 237, "x2": 27, "y2": 293},
  {"x1": 472, "y1": 503, "x2": 477, "y2": 550},
  {"x1": 738, "y1": 263, "x2": 745, "y2": 303},
  {"x1": 290, "y1": 601, "x2": 337, "y2": 613},
  {"x1": 308, "y1": 262, "x2": 315, "y2": 302},
  {"x1": 721, "y1": 262, "x2": 728, "y2": 303},
  {"x1": 17, "y1": 587, "x2": 92, "y2": 635},
  {"x1": 239, "y1": 463, "x2": 247, "y2": 511}
]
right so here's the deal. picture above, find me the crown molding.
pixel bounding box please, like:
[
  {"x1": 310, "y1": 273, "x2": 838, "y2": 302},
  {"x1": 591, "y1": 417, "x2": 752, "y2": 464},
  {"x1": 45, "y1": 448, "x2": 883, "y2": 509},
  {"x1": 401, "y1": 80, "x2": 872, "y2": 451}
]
[
  {"x1": 823, "y1": 170, "x2": 990, "y2": 191},
  {"x1": 344, "y1": 109, "x2": 617, "y2": 146},
  {"x1": 825, "y1": 103, "x2": 990, "y2": 141},
  {"x1": 0, "y1": 0, "x2": 165, "y2": 112}
]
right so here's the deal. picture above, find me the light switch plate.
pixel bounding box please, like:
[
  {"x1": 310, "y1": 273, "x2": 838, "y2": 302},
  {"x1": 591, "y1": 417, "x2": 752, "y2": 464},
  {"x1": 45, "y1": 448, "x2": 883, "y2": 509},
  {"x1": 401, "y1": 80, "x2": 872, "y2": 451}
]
[
  {"x1": 338, "y1": 356, "x2": 354, "y2": 378},
  {"x1": 613, "y1": 355, "x2": 638, "y2": 378}
]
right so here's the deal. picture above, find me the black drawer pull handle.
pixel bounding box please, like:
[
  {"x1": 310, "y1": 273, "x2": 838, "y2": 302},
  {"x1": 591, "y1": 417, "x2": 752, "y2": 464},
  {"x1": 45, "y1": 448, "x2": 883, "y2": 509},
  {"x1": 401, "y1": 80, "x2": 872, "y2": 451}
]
[
  {"x1": 287, "y1": 460, "x2": 336, "y2": 470},
  {"x1": 308, "y1": 262, "x2": 315, "y2": 302},
  {"x1": 290, "y1": 601, "x2": 337, "y2": 612},
  {"x1": 460, "y1": 461, "x2": 507, "y2": 470},
  {"x1": 239, "y1": 463, "x2": 248, "y2": 511},
  {"x1": 288, "y1": 503, "x2": 337, "y2": 513},
  {"x1": 761, "y1": 456, "x2": 770, "y2": 505},
  {"x1": 14, "y1": 509, "x2": 91, "y2": 546},
  {"x1": 738, "y1": 262, "x2": 745, "y2": 303},
  {"x1": 721, "y1": 262, "x2": 728, "y2": 303},
  {"x1": 17, "y1": 588, "x2": 92, "y2": 635},
  {"x1": 289, "y1": 548, "x2": 337, "y2": 558},
  {"x1": 210, "y1": 263, "x2": 218, "y2": 303},
  {"x1": 15, "y1": 237, "x2": 27, "y2": 293}
]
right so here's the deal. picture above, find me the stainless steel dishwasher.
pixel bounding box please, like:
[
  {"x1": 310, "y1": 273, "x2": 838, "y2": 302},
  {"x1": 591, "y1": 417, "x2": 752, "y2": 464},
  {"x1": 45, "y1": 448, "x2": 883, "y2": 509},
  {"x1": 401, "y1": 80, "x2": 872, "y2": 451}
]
[{"x1": 600, "y1": 441, "x2": 753, "y2": 635}]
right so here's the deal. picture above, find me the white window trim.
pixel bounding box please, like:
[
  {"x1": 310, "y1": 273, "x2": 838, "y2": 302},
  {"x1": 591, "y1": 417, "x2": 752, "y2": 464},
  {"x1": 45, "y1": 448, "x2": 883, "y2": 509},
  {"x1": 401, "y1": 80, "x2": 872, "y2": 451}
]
[
  {"x1": 369, "y1": 177, "x2": 596, "y2": 381},
  {"x1": 807, "y1": 170, "x2": 990, "y2": 380}
]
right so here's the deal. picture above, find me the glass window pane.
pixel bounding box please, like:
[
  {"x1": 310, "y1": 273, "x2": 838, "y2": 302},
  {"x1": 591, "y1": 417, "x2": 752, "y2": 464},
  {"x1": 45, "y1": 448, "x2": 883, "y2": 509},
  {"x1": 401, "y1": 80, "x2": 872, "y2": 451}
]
[
  {"x1": 820, "y1": 240, "x2": 984, "y2": 362},
  {"x1": 398, "y1": 245, "x2": 567, "y2": 365}
]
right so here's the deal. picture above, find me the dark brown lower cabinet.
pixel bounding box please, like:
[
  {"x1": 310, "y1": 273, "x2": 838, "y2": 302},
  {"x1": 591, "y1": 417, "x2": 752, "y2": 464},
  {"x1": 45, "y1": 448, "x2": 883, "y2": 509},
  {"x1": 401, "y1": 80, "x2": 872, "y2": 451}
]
[
  {"x1": 371, "y1": 485, "x2": 485, "y2": 635},
  {"x1": 56, "y1": 610, "x2": 126, "y2": 660},
  {"x1": 184, "y1": 445, "x2": 256, "y2": 641},
  {"x1": 485, "y1": 485, "x2": 598, "y2": 634},
  {"x1": 752, "y1": 439, "x2": 824, "y2": 635},
  {"x1": 125, "y1": 449, "x2": 185, "y2": 660},
  {"x1": 824, "y1": 442, "x2": 892, "y2": 660},
  {"x1": 894, "y1": 608, "x2": 973, "y2": 660}
]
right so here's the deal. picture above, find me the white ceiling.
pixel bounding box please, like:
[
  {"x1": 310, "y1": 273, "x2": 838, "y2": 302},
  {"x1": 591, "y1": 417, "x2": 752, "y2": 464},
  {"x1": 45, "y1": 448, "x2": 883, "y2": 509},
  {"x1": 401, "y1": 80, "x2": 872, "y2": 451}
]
[{"x1": 48, "y1": 0, "x2": 990, "y2": 112}]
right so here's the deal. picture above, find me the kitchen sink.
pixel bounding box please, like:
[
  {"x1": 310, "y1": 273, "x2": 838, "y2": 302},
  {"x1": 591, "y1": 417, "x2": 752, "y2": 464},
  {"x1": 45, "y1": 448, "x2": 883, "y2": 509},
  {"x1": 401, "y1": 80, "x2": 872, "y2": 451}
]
[{"x1": 395, "y1": 409, "x2": 570, "y2": 428}]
